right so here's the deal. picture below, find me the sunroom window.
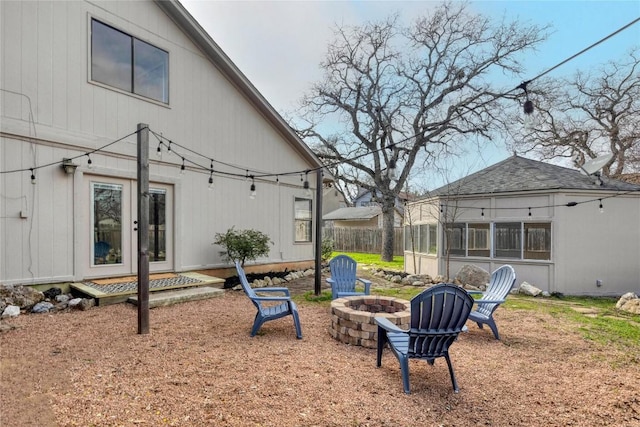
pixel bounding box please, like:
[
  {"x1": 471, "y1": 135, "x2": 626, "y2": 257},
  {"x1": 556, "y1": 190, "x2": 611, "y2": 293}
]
[{"x1": 91, "y1": 19, "x2": 169, "y2": 103}]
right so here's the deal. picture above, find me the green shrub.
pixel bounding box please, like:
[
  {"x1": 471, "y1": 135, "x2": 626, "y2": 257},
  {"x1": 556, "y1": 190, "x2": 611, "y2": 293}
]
[
  {"x1": 214, "y1": 227, "x2": 273, "y2": 266},
  {"x1": 321, "y1": 237, "x2": 334, "y2": 262}
]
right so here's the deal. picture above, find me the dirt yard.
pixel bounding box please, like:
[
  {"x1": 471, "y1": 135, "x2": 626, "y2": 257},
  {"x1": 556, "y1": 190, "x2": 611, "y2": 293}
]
[{"x1": 1, "y1": 275, "x2": 639, "y2": 426}]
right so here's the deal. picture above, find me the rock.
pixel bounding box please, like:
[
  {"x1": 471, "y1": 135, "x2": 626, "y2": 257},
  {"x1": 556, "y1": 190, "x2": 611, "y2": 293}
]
[
  {"x1": 303, "y1": 269, "x2": 314, "y2": 277},
  {"x1": 68, "y1": 298, "x2": 83, "y2": 308},
  {"x1": 0, "y1": 284, "x2": 44, "y2": 310},
  {"x1": 411, "y1": 281, "x2": 425, "y2": 287},
  {"x1": 541, "y1": 291, "x2": 551, "y2": 297},
  {"x1": 2, "y1": 305, "x2": 21, "y2": 318},
  {"x1": 433, "y1": 275, "x2": 446, "y2": 284},
  {"x1": 455, "y1": 265, "x2": 490, "y2": 288},
  {"x1": 43, "y1": 287, "x2": 62, "y2": 300},
  {"x1": 616, "y1": 292, "x2": 639, "y2": 314},
  {"x1": 31, "y1": 301, "x2": 54, "y2": 313},
  {"x1": 78, "y1": 299, "x2": 95, "y2": 311},
  {"x1": 519, "y1": 282, "x2": 543, "y2": 297},
  {"x1": 616, "y1": 292, "x2": 638, "y2": 309},
  {"x1": 272, "y1": 277, "x2": 283, "y2": 285},
  {"x1": 55, "y1": 294, "x2": 71, "y2": 303},
  {"x1": 620, "y1": 299, "x2": 640, "y2": 314},
  {"x1": 391, "y1": 275, "x2": 402, "y2": 284}
]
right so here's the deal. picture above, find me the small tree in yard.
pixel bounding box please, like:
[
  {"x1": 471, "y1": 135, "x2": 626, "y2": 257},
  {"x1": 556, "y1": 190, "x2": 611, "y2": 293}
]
[{"x1": 214, "y1": 228, "x2": 273, "y2": 267}]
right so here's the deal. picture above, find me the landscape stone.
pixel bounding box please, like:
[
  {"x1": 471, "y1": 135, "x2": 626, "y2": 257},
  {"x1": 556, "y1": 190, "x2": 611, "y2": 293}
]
[
  {"x1": 519, "y1": 282, "x2": 543, "y2": 297},
  {"x1": 616, "y1": 292, "x2": 638, "y2": 309},
  {"x1": 2, "y1": 305, "x2": 21, "y2": 318},
  {"x1": 0, "y1": 284, "x2": 44, "y2": 310},
  {"x1": 620, "y1": 299, "x2": 640, "y2": 314},
  {"x1": 455, "y1": 265, "x2": 490, "y2": 288},
  {"x1": 32, "y1": 301, "x2": 54, "y2": 313}
]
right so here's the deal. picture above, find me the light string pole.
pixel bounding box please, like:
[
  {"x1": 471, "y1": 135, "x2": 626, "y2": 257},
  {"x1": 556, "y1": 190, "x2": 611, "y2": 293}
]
[{"x1": 137, "y1": 123, "x2": 150, "y2": 335}]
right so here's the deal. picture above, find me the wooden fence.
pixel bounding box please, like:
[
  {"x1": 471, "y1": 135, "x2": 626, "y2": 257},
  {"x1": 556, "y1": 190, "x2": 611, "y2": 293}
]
[{"x1": 322, "y1": 227, "x2": 404, "y2": 256}]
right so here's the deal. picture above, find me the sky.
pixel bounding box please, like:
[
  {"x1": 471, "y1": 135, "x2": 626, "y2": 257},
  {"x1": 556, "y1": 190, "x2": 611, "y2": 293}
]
[{"x1": 180, "y1": 0, "x2": 640, "y2": 189}]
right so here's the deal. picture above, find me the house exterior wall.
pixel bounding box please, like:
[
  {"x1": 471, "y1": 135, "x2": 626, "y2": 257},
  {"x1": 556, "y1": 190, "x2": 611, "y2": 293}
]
[
  {"x1": 404, "y1": 192, "x2": 640, "y2": 296},
  {"x1": 1, "y1": 0, "x2": 318, "y2": 285}
]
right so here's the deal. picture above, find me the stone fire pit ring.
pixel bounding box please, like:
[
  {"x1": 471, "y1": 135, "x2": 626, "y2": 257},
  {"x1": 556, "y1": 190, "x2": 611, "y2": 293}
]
[{"x1": 329, "y1": 295, "x2": 411, "y2": 348}]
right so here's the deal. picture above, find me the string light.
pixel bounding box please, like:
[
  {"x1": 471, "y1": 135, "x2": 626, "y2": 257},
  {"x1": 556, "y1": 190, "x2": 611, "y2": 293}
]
[
  {"x1": 30, "y1": 168, "x2": 36, "y2": 185},
  {"x1": 528, "y1": 207, "x2": 532, "y2": 217},
  {"x1": 208, "y1": 170, "x2": 214, "y2": 191},
  {"x1": 86, "y1": 154, "x2": 93, "y2": 169},
  {"x1": 303, "y1": 171, "x2": 312, "y2": 197},
  {"x1": 481, "y1": 208, "x2": 484, "y2": 218},
  {"x1": 180, "y1": 157, "x2": 186, "y2": 175},
  {"x1": 599, "y1": 199, "x2": 604, "y2": 214},
  {"x1": 167, "y1": 140, "x2": 172, "y2": 153},
  {"x1": 250, "y1": 176, "x2": 257, "y2": 199},
  {"x1": 156, "y1": 142, "x2": 162, "y2": 158}
]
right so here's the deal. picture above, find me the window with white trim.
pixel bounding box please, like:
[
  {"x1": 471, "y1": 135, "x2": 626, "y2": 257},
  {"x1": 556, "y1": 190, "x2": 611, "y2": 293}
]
[
  {"x1": 91, "y1": 19, "x2": 169, "y2": 103},
  {"x1": 294, "y1": 198, "x2": 312, "y2": 242}
]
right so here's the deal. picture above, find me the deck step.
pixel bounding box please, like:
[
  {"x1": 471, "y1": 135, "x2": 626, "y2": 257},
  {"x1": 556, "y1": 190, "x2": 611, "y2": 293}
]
[{"x1": 127, "y1": 286, "x2": 224, "y2": 308}]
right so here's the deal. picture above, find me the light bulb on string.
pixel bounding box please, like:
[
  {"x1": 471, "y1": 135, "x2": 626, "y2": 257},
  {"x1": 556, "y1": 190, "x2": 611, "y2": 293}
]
[
  {"x1": 599, "y1": 199, "x2": 604, "y2": 214},
  {"x1": 156, "y1": 143, "x2": 162, "y2": 158},
  {"x1": 276, "y1": 176, "x2": 280, "y2": 186},
  {"x1": 208, "y1": 170, "x2": 214, "y2": 191},
  {"x1": 180, "y1": 158, "x2": 186, "y2": 175},
  {"x1": 303, "y1": 171, "x2": 312, "y2": 197},
  {"x1": 387, "y1": 158, "x2": 396, "y2": 180},
  {"x1": 167, "y1": 141, "x2": 172, "y2": 153},
  {"x1": 86, "y1": 154, "x2": 93, "y2": 169},
  {"x1": 528, "y1": 207, "x2": 532, "y2": 217},
  {"x1": 30, "y1": 168, "x2": 36, "y2": 185},
  {"x1": 481, "y1": 208, "x2": 484, "y2": 218},
  {"x1": 250, "y1": 176, "x2": 256, "y2": 199}
]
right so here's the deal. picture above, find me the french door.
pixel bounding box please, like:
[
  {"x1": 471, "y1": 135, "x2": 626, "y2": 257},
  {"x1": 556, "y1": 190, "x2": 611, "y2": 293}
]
[{"x1": 86, "y1": 176, "x2": 173, "y2": 278}]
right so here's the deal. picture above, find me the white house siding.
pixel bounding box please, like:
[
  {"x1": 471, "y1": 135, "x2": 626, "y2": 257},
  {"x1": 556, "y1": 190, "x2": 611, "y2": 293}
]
[
  {"x1": 1, "y1": 0, "x2": 318, "y2": 285},
  {"x1": 404, "y1": 192, "x2": 640, "y2": 296},
  {"x1": 552, "y1": 193, "x2": 640, "y2": 296}
]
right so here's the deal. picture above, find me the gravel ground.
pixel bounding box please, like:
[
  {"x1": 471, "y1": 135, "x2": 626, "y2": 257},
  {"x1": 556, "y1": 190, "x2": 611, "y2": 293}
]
[{"x1": 1, "y1": 277, "x2": 639, "y2": 427}]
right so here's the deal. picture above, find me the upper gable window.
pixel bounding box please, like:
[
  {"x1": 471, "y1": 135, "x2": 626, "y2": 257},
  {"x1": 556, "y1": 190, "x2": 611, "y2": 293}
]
[{"x1": 91, "y1": 19, "x2": 169, "y2": 104}]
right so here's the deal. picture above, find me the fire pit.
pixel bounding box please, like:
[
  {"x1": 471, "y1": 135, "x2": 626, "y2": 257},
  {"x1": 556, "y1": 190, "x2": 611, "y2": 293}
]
[{"x1": 329, "y1": 295, "x2": 411, "y2": 348}]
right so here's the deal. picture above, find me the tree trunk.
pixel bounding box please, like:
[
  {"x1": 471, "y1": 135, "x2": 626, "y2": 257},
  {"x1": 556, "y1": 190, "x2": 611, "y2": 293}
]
[{"x1": 381, "y1": 201, "x2": 395, "y2": 262}]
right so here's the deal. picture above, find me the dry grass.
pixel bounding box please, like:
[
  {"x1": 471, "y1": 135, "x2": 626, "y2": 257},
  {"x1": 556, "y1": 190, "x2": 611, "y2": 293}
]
[{"x1": 1, "y1": 281, "x2": 639, "y2": 426}]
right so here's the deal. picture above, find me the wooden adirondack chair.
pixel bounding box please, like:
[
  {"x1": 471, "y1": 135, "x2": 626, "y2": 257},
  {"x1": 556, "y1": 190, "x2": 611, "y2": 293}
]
[
  {"x1": 235, "y1": 261, "x2": 302, "y2": 339},
  {"x1": 326, "y1": 255, "x2": 371, "y2": 300},
  {"x1": 376, "y1": 283, "x2": 474, "y2": 394},
  {"x1": 467, "y1": 265, "x2": 516, "y2": 340}
]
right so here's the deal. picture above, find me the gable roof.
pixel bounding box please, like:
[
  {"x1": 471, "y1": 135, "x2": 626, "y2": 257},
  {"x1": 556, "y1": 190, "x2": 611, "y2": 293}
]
[
  {"x1": 323, "y1": 206, "x2": 382, "y2": 221},
  {"x1": 155, "y1": 0, "x2": 322, "y2": 170},
  {"x1": 431, "y1": 155, "x2": 640, "y2": 197}
]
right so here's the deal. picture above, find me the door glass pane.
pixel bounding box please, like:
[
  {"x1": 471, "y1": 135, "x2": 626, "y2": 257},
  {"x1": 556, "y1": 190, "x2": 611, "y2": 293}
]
[
  {"x1": 149, "y1": 188, "x2": 166, "y2": 262},
  {"x1": 92, "y1": 183, "x2": 123, "y2": 265}
]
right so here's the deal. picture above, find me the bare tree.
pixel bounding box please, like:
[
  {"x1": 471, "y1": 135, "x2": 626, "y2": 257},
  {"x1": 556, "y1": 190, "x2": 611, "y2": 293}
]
[
  {"x1": 508, "y1": 47, "x2": 640, "y2": 177},
  {"x1": 295, "y1": 1, "x2": 547, "y2": 261}
]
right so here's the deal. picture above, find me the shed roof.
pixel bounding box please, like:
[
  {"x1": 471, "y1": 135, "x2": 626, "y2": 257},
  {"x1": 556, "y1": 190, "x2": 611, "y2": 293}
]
[
  {"x1": 431, "y1": 155, "x2": 640, "y2": 197},
  {"x1": 323, "y1": 206, "x2": 382, "y2": 221}
]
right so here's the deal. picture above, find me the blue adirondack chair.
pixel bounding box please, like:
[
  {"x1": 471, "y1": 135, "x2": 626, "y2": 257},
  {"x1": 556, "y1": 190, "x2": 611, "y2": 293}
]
[
  {"x1": 326, "y1": 255, "x2": 371, "y2": 299},
  {"x1": 235, "y1": 261, "x2": 302, "y2": 339},
  {"x1": 376, "y1": 283, "x2": 474, "y2": 394},
  {"x1": 467, "y1": 265, "x2": 516, "y2": 340}
]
